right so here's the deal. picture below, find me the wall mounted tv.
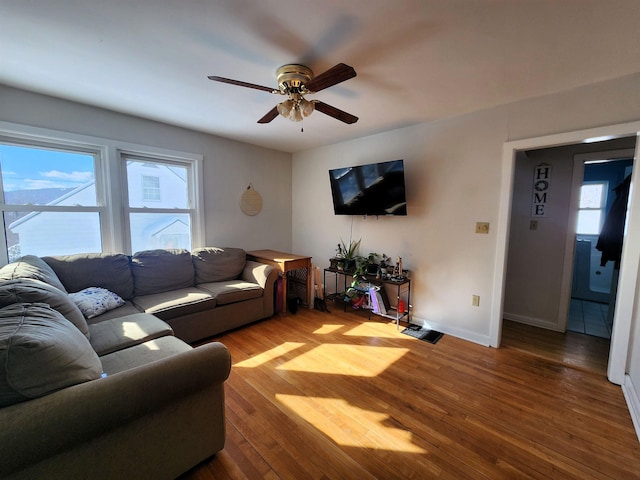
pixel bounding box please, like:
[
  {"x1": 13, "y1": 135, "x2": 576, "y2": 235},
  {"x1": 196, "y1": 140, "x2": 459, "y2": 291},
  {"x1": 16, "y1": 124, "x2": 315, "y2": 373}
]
[{"x1": 329, "y1": 159, "x2": 407, "y2": 216}]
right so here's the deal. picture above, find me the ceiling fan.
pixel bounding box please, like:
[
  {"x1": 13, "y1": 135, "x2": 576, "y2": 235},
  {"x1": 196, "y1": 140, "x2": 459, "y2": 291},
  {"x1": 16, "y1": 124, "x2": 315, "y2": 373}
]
[{"x1": 208, "y1": 63, "x2": 358, "y2": 125}]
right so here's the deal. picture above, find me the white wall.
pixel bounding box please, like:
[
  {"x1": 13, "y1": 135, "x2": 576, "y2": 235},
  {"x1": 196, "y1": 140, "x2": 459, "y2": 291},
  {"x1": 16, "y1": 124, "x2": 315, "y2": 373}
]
[
  {"x1": 0, "y1": 85, "x2": 293, "y2": 252},
  {"x1": 293, "y1": 108, "x2": 506, "y2": 344},
  {"x1": 292, "y1": 73, "x2": 640, "y2": 347}
]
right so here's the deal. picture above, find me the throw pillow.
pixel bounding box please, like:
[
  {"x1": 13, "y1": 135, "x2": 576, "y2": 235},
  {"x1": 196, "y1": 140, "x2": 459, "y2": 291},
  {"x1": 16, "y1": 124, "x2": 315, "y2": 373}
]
[
  {"x1": 69, "y1": 287, "x2": 125, "y2": 319},
  {"x1": 0, "y1": 303, "x2": 103, "y2": 407}
]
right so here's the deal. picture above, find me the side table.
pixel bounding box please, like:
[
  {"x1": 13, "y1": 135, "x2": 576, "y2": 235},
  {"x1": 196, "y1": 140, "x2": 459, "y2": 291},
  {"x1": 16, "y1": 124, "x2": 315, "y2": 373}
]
[{"x1": 247, "y1": 249, "x2": 312, "y2": 314}]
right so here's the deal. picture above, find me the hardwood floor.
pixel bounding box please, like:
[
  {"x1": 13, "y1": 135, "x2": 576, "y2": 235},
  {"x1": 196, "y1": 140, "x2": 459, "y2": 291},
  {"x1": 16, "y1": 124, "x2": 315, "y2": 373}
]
[
  {"x1": 501, "y1": 319, "x2": 611, "y2": 375},
  {"x1": 181, "y1": 306, "x2": 639, "y2": 479}
]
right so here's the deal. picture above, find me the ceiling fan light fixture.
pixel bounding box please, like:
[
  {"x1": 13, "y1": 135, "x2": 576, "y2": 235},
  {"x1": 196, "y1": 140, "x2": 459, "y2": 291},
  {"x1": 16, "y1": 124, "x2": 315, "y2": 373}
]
[
  {"x1": 300, "y1": 98, "x2": 314, "y2": 117},
  {"x1": 277, "y1": 99, "x2": 294, "y2": 117},
  {"x1": 290, "y1": 105, "x2": 303, "y2": 122}
]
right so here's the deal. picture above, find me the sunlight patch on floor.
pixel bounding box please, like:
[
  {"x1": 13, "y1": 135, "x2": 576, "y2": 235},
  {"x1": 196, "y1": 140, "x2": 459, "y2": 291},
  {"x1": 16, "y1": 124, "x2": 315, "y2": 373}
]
[
  {"x1": 343, "y1": 322, "x2": 398, "y2": 338},
  {"x1": 313, "y1": 324, "x2": 345, "y2": 334},
  {"x1": 276, "y1": 394, "x2": 426, "y2": 453},
  {"x1": 234, "y1": 342, "x2": 305, "y2": 368},
  {"x1": 277, "y1": 344, "x2": 409, "y2": 376}
]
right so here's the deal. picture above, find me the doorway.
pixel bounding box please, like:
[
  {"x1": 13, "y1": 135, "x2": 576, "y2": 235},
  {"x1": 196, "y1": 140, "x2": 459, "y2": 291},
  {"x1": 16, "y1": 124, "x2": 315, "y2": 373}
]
[
  {"x1": 490, "y1": 121, "x2": 640, "y2": 386},
  {"x1": 568, "y1": 154, "x2": 634, "y2": 340}
]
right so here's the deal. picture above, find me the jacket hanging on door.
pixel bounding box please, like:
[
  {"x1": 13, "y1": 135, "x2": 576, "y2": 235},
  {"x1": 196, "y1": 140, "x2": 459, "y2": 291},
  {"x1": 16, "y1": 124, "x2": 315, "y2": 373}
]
[{"x1": 596, "y1": 174, "x2": 631, "y2": 268}]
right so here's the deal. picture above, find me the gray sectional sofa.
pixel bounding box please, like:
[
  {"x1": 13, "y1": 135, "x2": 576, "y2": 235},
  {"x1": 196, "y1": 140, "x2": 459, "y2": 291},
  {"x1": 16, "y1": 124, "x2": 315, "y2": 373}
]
[
  {"x1": 41, "y1": 247, "x2": 279, "y2": 343},
  {"x1": 0, "y1": 247, "x2": 279, "y2": 479}
]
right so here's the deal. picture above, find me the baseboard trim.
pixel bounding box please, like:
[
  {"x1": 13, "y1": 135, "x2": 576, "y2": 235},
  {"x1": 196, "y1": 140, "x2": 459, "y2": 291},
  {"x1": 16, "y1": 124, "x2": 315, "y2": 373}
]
[
  {"x1": 503, "y1": 312, "x2": 564, "y2": 332},
  {"x1": 409, "y1": 314, "x2": 491, "y2": 347},
  {"x1": 622, "y1": 375, "x2": 640, "y2": 443}
]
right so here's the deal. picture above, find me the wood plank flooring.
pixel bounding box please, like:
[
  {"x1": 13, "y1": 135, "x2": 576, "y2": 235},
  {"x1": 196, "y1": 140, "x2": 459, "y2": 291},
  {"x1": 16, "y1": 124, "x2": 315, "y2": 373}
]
[
  {"x1": 180, "y1": 306, "x2": 639, "y2": 479},
  {"x1": 501, "y1": 319, "x2": 611, "y2": 375}
]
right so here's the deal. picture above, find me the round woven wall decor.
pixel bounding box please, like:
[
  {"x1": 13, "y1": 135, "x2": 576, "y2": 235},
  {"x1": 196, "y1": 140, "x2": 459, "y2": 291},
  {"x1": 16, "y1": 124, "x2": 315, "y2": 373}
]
[{"x1": 240, "y1": 184, "x2": 263, "y2": 216}]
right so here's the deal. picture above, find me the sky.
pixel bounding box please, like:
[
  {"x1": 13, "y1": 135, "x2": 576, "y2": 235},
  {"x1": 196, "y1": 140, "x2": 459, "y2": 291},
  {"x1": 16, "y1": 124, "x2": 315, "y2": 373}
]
[{"x1": 0, "y1": 144, "x2": 94, "y2": 191}]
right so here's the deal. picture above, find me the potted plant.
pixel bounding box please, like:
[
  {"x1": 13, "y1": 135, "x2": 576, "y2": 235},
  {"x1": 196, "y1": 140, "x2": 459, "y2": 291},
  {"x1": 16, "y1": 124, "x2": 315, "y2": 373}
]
[
  {"x1": 339, "y1": 238, "x2": 361, "y2": 273},
  {"x1": 352, "y1": 255, "x2": 369, "y2": 279},
  {"x1": 365, "y1": 252, "x2": 380, "y2": 275}
]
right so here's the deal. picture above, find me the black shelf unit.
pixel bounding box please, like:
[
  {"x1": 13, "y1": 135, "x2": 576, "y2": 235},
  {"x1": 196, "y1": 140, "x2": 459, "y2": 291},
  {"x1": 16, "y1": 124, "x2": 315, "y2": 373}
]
[{"x1": 323, "y1": 267, "x2": 411, "y2": 328}]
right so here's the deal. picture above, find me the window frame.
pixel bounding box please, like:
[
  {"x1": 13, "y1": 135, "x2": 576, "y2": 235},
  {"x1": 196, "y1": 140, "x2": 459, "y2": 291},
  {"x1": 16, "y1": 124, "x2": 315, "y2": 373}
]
[
  {"x1": 0, "y1": 122, "x2": 204, "y2": 264},
  {"x1": 576, "y1": 180, "x2": 608, "y2": 235},
  {"x1": 120, "y1": 151, "x2": 202, "y2": 253}
]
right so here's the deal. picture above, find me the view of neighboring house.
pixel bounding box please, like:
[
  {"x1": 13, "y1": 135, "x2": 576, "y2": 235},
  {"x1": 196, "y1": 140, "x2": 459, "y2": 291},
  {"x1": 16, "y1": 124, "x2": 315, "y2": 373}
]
[{"x1": 8, "y1": 162, "x2": 190, "y2": 260}]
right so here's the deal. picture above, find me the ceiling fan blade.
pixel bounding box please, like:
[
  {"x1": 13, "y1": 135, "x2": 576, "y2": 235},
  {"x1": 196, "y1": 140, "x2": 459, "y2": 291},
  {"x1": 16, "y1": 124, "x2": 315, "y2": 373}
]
[
  {"x1": 305, "y1": 63, "x2": 356, "y2": 92},
  {"x1": 207, "y1": 76, "x2": 275, "y2": 93},
  {"x1": 313, "y1": 101, "x2": 358, "y2": 124},
  {"x1": 258, "y1": 106, "x2": 279, "y2": 124}
]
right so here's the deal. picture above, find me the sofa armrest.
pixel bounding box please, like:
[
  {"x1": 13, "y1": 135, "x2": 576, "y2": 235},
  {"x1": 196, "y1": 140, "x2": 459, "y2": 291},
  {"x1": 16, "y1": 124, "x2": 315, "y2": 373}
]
[
  {"x1": 242, "y1": 260, "x2": 279, "y2": 316},
  {"x1": 241, "y1": 260, "x2": 274, "y2": 287},
  {"x1": 0, "y1": 342, "x2": 231, "y2": 477}
]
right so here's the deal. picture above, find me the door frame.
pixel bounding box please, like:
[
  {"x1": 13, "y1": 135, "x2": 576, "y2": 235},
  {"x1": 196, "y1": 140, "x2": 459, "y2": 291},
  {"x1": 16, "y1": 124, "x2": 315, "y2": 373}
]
[{"x1": 490, "y1": 121, "x2": 640, "y2": 385}]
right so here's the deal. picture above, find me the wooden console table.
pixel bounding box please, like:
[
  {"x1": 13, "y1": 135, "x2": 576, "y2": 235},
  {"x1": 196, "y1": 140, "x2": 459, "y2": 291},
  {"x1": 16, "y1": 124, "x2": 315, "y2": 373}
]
[{"x1": 247, "y1": 249, "x2": 312, "y2": 313}]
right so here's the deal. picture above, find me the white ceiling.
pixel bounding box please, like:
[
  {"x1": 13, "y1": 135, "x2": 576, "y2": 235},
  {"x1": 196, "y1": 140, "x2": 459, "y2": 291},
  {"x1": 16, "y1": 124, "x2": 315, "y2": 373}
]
[{"x1": 2, "y1": 0, "x2": 640, "y2": 153}]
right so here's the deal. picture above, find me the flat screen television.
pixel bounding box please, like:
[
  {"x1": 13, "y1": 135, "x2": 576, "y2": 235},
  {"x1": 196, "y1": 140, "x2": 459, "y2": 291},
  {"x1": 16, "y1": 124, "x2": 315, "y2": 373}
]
[{"x1": 329, "y1": 159, "x2": 407, "y2": 216}]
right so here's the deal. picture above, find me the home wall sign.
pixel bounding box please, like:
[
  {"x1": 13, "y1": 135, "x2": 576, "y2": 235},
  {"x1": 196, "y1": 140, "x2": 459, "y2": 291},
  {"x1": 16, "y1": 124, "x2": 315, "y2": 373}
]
[
  {"x1": 240, "y1": 183, "x2": 263, "y2": 216},
  {"x1": 531, "y1": 163, "x2": 551, "y2": 217}
]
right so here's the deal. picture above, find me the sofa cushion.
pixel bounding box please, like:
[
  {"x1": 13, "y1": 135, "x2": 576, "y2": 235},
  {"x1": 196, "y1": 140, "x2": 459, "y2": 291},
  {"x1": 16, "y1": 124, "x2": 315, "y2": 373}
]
[
  {"x1": 0, "y1": 279, "x2": 90, "y2": 339},
  {"x1": 69, "y1": 287, "x2": 125, "y2": 319},
  {"x1": 88, "y1": 313, "x2": 174, "y2": 356},
  {"x1": 197, "y1": 280, "x2": 263, "y2": 305},
  {"x1": 100, "y1": 335, "x2": 193, "y2": 375},
  {"x1": 43, "y1": 253, "x2": 135, "y2": 300},
  {"x1": 0, "y1": 255, "x2": 67, "y2": 293},
  {"x1": 131, "y1": 249, "x2": 195, "y2": 296},
  {"x1": 192, "y1": 247, "x2": 246, "y2": 283},
  {"x1": 132, "y1": 287, "x2": 216, "y2": 321},
  {"x1": 85, "y1": 301, "x2": 143, "y2": 323},
  {"x1": 0, "y1": 303, "x2": 103, "y2": 407}
]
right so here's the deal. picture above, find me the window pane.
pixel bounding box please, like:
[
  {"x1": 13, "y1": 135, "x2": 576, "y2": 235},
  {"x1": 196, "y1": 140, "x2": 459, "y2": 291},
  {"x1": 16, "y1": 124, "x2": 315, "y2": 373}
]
[
  {"x1": 129, "y1": 212, "x2": 191, "y2": 254},
  {"x1": 0, "y1": 144, "x2": 96, "y2": 205},
  {"x1": 579, "y1": 184, "x2": 604, "y2": 209},
  {"x1": 127, "y1": 160, "x2": 188, "y2": 208},
  {"x1": 142, "y1": 175, "x2": 161, "y2": 201},
  {"x1": 577, "y1": 210, "x2": 601, "y2": 235},
  {"x1": 4, "y1": 211, "x2": 102, "y2": 261}
]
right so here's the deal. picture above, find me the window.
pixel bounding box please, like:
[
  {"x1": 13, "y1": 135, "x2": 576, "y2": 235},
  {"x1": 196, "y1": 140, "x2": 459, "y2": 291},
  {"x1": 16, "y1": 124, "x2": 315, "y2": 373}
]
[
  {"x1": 142, "y1": 175, "x2": 161, "y2": 201},
  {"x1": 0, "y1": 126, "x2": 204, "y2": 264},
  {"x1": 0, "y1": 142, "x2": 103, "y2": 261},
  {"x1": 123, "y1": 156, "x2": 194, "y2": 253},
  {"x1": 576, "y1": 182, "x2": 608, "y2": 235}
]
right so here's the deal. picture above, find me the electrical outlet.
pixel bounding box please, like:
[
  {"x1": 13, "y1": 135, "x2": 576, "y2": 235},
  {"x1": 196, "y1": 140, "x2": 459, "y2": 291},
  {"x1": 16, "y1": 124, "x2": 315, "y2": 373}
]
[
  {"x1": 472, "y1": 295, "x2": 480, "y2": 307},
  {"x1": 475, "y1": 222, "x2": 489, "y2": 234}
]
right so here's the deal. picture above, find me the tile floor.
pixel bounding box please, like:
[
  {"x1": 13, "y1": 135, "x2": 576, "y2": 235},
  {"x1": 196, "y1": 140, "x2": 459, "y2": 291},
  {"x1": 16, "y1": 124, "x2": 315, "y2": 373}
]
[{"x1": 567, "y1": 298, "x2": 612, "y2": 339}]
